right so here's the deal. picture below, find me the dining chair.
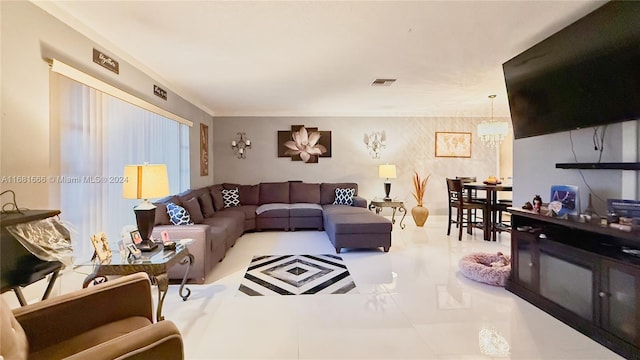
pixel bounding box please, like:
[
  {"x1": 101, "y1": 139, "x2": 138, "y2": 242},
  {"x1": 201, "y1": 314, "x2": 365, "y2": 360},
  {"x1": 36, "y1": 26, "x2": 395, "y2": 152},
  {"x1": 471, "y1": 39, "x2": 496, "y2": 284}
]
[
  {"x1": 493, "y1": 199, "x2": 513, "y2": 239},
  {"x1": 446, "y1": 178, "x2": 486, "y2": 240},
  {"x1": 455, "y1": 176, "x2": 485, "y2": 224}
]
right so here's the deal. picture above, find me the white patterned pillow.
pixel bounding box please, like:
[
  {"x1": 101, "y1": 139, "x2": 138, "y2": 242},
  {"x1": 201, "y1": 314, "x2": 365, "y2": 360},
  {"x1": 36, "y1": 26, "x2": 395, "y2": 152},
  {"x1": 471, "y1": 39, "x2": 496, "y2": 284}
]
[
  {"x1": 333, "y1": 188, "x2": 355, "y2": 206},
  {"x1": 222, "y1": 188, "x2": 240, "y2": 208},
  {"x1": 166, "y1": 202, "x2": 194, "y2": 225}
]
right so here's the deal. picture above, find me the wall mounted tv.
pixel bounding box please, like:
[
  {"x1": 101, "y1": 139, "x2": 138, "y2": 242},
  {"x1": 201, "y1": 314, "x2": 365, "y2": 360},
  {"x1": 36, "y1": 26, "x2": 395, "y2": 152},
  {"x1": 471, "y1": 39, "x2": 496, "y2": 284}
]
[{"x1": 503, "y1": 1, "x2": 640, "y2": 139}]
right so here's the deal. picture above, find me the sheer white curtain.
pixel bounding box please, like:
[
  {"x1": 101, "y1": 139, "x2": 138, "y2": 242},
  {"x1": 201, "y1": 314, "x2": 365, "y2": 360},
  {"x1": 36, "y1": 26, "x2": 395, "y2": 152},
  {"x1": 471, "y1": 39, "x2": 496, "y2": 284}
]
[{"x1": 52, "y1": 74, "x2": 190, "y2": 260}]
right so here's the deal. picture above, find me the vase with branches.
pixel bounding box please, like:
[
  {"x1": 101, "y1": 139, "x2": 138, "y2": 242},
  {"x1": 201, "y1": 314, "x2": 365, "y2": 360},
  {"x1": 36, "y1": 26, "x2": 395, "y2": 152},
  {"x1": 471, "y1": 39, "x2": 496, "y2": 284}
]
[{"x1": 411, "y1": 171, "x2": 430, "y2": 226}]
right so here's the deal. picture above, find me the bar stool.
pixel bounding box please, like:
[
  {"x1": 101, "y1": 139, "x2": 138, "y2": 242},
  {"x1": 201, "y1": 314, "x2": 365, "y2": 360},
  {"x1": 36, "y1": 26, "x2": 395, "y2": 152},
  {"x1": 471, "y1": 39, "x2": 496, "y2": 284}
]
[
  {"x1": 456, "y1": 176, "x2": 485, "y2": 226},
  {"x1": 447, "y1": 178, "x2": 486, "y2": 240},
  {"x1": 493, "y1": 199, "x2": 513, "y2": 239}
]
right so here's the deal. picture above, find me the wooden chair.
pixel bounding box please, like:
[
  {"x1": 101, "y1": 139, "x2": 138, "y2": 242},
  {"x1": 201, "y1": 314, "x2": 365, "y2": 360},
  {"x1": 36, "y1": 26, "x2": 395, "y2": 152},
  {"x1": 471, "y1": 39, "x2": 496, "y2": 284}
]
[
  {"x1": 455, "y1": 176, "x2": 485, "y2": 224},
  {"x1": 493, "y1": 199, "x2": 513, "y2": 239},
  {"x1": 447, "y1": 178, "x2": 486, "y2": 240}
]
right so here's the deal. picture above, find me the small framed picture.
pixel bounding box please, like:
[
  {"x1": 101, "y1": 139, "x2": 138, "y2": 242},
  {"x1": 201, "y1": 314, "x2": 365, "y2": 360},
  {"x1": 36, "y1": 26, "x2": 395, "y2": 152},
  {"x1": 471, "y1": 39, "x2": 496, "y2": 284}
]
[
  {"x1": 90, "y1": 232, "x2": 112, "y2": 262},
  {"x1": 126, "y1": 243, "x2": 142, "y2": 259},
  {"x1": 130, "y1": 230, "x2": 142, "y2": 245}
]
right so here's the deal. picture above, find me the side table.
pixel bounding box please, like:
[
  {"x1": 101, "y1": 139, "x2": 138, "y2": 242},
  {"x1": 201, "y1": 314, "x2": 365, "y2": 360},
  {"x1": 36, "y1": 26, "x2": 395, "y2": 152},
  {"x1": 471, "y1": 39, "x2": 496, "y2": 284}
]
[
  {"x1": 80, "y1": 242, "x2": 194, "y2": 321},
  {"x1": 369, "y1": 199, "x2": 407, "y2": 229}
]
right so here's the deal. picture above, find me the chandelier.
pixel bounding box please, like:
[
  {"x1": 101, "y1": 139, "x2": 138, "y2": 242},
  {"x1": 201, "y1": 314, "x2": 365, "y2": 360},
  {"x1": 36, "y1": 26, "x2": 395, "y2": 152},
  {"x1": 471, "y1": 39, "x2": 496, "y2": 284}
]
[
  {"x1": 478, "y1": 95, "x2": 509, "y2": 147},
  {"x1": 364, "y1": 131, "x2": 386, "y2": 159}
]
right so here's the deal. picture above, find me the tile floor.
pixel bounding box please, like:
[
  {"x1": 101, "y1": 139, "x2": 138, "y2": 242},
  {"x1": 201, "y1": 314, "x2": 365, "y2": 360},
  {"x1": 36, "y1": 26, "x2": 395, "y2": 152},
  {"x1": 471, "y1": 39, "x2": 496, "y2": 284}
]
[{"x1": 63, "y1": 215, "x2": 622, "y2": 359}]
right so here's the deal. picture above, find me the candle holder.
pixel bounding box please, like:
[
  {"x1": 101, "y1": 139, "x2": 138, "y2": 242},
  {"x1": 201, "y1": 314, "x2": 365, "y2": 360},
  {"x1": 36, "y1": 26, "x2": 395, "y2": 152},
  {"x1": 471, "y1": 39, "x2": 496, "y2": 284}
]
[{"x1": 231, "y1": 132, "x2": 251, "y2": 159}]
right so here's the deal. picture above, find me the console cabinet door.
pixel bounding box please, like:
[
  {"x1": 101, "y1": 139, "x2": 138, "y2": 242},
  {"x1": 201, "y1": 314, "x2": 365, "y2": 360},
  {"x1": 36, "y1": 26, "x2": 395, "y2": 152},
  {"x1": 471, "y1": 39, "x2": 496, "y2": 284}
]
[
  {"x1": 600, "y1": 259, "x2": 640, "y2": 347},
  {"x1": 538, "y1": 239, "x2": 596, "y2": 322},
  {"x1": 512, "y1": 231, "x2": 538, "y2": 291}
]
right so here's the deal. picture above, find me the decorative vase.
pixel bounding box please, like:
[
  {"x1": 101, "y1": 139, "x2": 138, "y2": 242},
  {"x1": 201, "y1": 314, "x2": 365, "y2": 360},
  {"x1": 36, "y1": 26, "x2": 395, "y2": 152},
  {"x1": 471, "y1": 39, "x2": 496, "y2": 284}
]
[{"x1": 411, "y1": 205, "x2": 429, "y2": 227}]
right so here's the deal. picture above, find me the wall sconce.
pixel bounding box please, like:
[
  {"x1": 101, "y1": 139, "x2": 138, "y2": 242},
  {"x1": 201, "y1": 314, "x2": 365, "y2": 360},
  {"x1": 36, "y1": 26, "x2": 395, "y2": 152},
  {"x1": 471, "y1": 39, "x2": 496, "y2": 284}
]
[
  {"x1": 231, "y1": 132, "x2": 251, "y2": 159},
  {"x1": 364, "y1": 131, "x2": 386, "y2": 159}
]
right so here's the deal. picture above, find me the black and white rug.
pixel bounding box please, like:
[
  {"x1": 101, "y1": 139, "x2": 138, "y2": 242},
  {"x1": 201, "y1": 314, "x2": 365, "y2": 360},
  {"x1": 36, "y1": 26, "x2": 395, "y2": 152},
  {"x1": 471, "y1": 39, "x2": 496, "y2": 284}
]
[{"x1": 238, "y1": 254, "x2": 358, "y2": 296}]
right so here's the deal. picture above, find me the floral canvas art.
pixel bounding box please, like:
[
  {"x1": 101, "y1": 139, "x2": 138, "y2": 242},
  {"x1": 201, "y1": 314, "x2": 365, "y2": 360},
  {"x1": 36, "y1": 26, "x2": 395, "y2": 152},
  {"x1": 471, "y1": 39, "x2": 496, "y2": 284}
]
[{"x1": 278, "y1": 125, "x2": 331, "y2": 163}]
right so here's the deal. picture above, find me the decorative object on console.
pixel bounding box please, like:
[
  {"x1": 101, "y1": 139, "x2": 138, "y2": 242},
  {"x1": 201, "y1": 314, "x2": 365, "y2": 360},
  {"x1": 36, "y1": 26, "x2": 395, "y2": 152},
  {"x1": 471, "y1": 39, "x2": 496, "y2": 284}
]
[
  {"x1": 200, "y1": 123, "x2": 209, "y2": 175},
  {"x1": 435, "y1": 132, "x2": 472, "y2": 158},
  {"x1": 533, "y1": 195, "x2": 542, "y2": 213},
  {"x1": 549, "y1": 184, "x2": 579, "y2": 216},
  {"x1": 363, "y1": 131, "x2": 386, "y2": 159},
  {"x1": 411, "y1": 171, "x2": 430, "y2": 226},
  {"x1": 278, "y1": 125, "x2": 331, "y2": 163},
  {"x1": 477, "y1": 94, "x2": 508, "y2": 147},
  {"x1": 379, "y1": 164, "x2": 397, "y2": 201},
  {"x1": 231, "y1": 132, "x2": 251, "y2": 159},
  {"x1": 123, "y1": 163, "x2": 170, "y2": 251}
]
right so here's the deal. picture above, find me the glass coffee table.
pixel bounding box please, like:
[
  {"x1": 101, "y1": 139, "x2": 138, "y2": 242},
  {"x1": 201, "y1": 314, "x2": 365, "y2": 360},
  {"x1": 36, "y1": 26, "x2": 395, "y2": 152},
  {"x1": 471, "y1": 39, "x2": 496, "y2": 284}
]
[{"x1": 78, "y1": 242, "x2": 194, "y2": 321}]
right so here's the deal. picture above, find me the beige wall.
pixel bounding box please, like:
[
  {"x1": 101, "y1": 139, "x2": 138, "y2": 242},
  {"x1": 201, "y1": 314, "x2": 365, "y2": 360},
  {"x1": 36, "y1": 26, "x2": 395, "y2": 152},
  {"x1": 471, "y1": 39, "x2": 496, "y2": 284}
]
[
  {"x1": 213, "y1": 116, "x2": 510, "y2": 215},
  {"x1": 0, "y1": 1, "x2": 213, "y2": 209}
]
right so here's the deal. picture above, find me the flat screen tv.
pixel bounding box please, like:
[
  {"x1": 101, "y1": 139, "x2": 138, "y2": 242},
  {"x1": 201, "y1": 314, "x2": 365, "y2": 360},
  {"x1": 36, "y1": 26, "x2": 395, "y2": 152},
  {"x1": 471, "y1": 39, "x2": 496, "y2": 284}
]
[{"x1": 503, "y1": 1, "x2": 640, "y2": 139}]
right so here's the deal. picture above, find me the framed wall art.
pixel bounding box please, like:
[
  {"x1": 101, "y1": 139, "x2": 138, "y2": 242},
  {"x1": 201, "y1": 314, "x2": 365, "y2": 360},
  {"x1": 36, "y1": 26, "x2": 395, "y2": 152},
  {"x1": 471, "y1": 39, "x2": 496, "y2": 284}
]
[
  {"x1": 200, "y1": 123, "x2": 209, "y2": 176},
  {"x1": 435, "y1": 132, "x2": 472, "y2": 158},
  {"x1": 277, "y1": 125, "x2": 331, "y2": 163}
]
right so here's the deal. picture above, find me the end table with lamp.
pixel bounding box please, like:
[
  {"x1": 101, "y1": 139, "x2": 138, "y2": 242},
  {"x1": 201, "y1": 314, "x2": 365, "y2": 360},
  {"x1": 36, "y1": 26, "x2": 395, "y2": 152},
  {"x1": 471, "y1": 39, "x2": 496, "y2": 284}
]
[{"x1": 122, "y1": 163, "x2": 170, "y2": 252}]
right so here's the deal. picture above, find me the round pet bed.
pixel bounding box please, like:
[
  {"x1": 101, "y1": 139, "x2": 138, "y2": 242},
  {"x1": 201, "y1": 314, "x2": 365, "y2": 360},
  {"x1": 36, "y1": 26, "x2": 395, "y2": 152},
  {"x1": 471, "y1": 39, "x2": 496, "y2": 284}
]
[{"x1": 459, "y1": 252, "x2": 511, "y2": 287}]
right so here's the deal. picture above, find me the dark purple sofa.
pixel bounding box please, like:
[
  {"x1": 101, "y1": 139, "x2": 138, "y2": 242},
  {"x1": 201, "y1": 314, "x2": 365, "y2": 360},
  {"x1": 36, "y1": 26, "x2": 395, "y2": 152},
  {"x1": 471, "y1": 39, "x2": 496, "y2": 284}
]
[{"x1": 151, "y1": 181, "x2": 392, "y2": 283}]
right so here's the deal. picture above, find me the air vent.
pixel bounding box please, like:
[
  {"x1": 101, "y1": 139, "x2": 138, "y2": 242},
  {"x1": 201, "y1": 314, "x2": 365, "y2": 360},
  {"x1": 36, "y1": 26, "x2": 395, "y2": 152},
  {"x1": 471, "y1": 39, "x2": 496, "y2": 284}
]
[{"x1": 371, "y1": 78, "x2": 396, "y2": 86}]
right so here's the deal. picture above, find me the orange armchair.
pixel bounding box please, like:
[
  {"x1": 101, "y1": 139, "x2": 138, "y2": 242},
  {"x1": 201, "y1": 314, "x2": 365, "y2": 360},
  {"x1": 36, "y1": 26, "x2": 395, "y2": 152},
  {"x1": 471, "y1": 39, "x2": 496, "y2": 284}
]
[{"x1": 1, "y1": 272, "x2": 183, "y2": 360}]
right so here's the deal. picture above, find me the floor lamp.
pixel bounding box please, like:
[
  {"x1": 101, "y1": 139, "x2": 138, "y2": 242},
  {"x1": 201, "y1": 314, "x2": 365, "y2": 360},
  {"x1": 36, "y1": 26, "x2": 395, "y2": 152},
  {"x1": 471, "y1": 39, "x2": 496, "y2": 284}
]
[{"x1": 123, "y1": 164, "x2": 170, "y2": 251}]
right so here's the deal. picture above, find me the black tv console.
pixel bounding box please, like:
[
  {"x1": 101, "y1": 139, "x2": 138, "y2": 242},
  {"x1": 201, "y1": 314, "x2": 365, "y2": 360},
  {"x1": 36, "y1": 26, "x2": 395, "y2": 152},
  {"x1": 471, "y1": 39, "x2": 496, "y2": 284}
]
[{"x1": 508, "y1": 208, "x2": 640, "y2": 359}]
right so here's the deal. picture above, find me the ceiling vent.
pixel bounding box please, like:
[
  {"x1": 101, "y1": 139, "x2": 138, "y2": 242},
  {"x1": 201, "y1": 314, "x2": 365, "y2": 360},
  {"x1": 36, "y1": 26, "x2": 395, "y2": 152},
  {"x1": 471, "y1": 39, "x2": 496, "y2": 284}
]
[{"x1": 371, "y1": 78, "x2": 396, "y2": 86}]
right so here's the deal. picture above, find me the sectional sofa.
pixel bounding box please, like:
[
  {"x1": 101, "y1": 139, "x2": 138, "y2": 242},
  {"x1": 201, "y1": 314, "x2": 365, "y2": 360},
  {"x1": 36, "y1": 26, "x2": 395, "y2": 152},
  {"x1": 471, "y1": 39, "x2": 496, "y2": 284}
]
[{"x1": 151, "y1": 181, "x2": 392, "y2": 283}]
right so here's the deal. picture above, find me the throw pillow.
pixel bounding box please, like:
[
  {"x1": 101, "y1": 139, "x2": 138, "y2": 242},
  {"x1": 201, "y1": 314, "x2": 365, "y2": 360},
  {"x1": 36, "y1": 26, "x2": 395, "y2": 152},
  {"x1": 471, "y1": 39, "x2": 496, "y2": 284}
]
[
  {"x1": 333, "y1": 188, "x2": 355, "y2": 206},
  {"x1": 153, "y1": 203, "x2": 171, "y2": 225},
  {"x1": 166, "y1": 202, "x2": 194, "y2": 225},
  {"x1": 182, "y1": 197, "x2": 205, "y2": 224},
  {"x1": 222, "y1": 188, "x2": 240, "y2": 208},
  {"x1": 198, "y1": 191, "x2": 216, "y2": 217}
]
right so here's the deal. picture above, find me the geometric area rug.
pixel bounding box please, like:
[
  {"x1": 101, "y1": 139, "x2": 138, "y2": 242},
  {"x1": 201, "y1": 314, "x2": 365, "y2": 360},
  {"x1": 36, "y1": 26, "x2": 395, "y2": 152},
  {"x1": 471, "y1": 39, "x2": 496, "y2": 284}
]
[{"x1": 237, "y1": 254, "x2": 358, "y2": 296}]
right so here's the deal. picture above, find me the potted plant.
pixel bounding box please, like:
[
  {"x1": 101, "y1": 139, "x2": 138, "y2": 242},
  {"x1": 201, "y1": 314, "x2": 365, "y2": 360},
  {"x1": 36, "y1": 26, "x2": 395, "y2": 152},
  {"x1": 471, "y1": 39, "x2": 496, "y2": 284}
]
[{"x1": 411, "y1": 171, "x2": 430, "y2": 226}]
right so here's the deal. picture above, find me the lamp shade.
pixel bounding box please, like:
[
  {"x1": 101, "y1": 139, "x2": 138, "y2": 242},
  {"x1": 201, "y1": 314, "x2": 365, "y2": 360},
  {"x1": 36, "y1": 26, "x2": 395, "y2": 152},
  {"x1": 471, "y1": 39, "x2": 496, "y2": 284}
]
[
  {"x1": 122, "y1": 164, "x2": 170, "y2": 201},
  {"x1": 379, "y1": 164, "x2": 397, "y2": 179}
]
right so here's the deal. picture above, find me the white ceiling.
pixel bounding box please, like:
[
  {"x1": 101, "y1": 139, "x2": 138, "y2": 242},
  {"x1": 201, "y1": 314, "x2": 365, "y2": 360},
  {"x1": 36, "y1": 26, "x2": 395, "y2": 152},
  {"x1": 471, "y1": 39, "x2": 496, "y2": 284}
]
[{"x1": 44, "y1": 0, "x2": 605, "y2": 118}]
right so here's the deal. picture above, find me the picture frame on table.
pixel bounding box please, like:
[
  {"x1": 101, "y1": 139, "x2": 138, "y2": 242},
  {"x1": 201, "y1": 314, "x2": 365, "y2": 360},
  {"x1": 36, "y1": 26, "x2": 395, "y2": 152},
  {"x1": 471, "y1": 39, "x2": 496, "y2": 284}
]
[
  {"x1": 126, "y1": 243, "x2": 142, "y2": 259},
  {"x1": 550, "y1": 185, "x2": 579, "y2": 216},
  {"x1": 130, "y1": 230, "x2": 142, "y2": 245},
  {"x1": 90, "y1": 232, "x2": 112, "y2": 262}
]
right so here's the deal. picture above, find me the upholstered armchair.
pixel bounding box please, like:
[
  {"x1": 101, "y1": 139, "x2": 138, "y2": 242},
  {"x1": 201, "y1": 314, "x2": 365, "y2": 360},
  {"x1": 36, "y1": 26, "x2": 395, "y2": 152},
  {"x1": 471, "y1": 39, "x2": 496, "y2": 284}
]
[{"x1": 1, "y1": 272, "x2": 183, "y2": 360}]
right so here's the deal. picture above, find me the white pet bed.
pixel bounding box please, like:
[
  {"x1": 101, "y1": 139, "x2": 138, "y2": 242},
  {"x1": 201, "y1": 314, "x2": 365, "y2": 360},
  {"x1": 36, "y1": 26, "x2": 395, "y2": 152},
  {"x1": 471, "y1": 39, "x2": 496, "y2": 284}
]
[{"x1": 459, "y1": 252, "x2": 511, "y2": 287}]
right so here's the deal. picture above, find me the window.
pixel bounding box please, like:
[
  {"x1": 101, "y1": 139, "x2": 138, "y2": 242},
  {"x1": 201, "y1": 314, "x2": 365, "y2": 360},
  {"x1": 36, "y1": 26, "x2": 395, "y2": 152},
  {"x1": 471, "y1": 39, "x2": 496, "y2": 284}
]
[{"x1": 52, "y1": 73, "x2": 190, "y2": 260}]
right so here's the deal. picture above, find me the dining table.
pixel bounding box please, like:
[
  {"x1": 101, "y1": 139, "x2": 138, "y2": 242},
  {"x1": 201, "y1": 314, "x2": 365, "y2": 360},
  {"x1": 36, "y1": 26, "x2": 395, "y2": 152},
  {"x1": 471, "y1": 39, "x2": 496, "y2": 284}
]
[{"x1": 463, "y1": 182, "x2": 513, "y2": 241}]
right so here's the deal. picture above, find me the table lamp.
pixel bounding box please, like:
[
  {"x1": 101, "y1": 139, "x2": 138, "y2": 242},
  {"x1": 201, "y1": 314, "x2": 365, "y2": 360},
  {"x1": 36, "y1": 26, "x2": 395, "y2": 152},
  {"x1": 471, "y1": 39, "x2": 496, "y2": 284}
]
[
  {"x1": 123, "y1": 163, "x2": 169, "y2": 251},
  {"x1": 378, "y1": 164, "x2": 397, "y2": 201}
]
